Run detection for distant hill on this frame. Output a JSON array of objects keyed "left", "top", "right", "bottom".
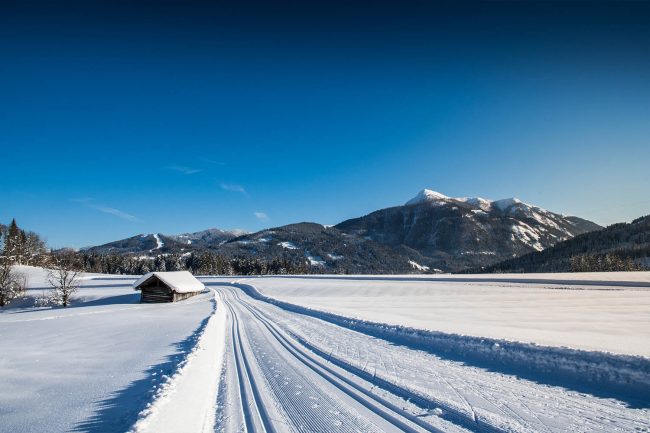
[
  {"left": 477, "top": 215, "right": 650, "bottom": 273},
  {"left": 83, "top": 229, "right": 246, "bottom": 255},
  {"left": 83, "top": 189, "right": 602, "bottom": 273},
  {"left": 214, "top": 222, "right": 431, "bottom": 274}
]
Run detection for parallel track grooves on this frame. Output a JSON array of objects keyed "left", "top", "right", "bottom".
[{"left": 230, "top": 292, "right": 446, "bottom": 433}]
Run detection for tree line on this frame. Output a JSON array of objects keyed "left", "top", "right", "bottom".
[
  {"left": 568, "top": 253, "right": 642, "bottom": 272},
  {"left": 0, "top": 219, "right": 48, "bottom": 267},
  {"left": 0, "top": 219, "right": 47, "bottom": 306},
  {"left": 76, "top": 251, "right": 311, "bottom": 276},
  {"left": 0, "top": 219, "right": 311, "bottom": 307}
]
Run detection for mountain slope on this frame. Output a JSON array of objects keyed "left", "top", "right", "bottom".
[
  {"left": 82, "top": 189, "right": 602, "bottom": 273},
  {"left": 216, "top": 223, "right": 432, "bottom": 273},
  {"left": 478, "top": 214, "right": 650, "bottom": 273},
  {"left": 335, "top": 189, "right": 601, "bottom": 271},
  {"left": 83, "top": 229, "right": 245, "bottom": 255}
]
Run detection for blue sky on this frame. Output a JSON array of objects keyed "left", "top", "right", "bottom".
[{"left": 1, "top": 1, "right": 649, "bottom": 248}]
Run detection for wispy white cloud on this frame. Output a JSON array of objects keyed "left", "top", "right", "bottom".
[
  {"left": 71, "top": 198, "right": 140, "bottom": 222},
  {"left": 200, "top": 157, "right": 226, "bottom": 166},
  {"left": 220, "top": 183, "right": 247, "bottom": 194},
  {"left": 91, "top": 205, "right": 139, "bottom": 222},
  {"left": 167, "top": 165, "right": 202, "bottom": 175},
  {"left": 254, "top": 211, "right": 269, "bottom": 222}
]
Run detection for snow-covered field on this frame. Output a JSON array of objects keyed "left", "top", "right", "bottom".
[
  {"left": 2, "top": 269, "right": 649, "bottom": 433},
  {"left": 244, "top": 273, "right": 650, "bottom": 357},
  {"left": 211, "top": 284, "right": 650, "bottom": 432},
  {"left": 0, "top": 267, "right": 218, "bottom": 433}
]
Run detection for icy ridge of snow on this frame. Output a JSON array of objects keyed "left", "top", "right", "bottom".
[
  {"left": 406, "top": 189, "right": 450, "bottom": 205},
  {"left": 492, "top": 197, "right": 523, "bottom": 211},
  {"left": 233, "top": 282, "right": 650, "bottom": 402},
  {"left": 407, "top": 189, "right": 550, "bottom": 215}
]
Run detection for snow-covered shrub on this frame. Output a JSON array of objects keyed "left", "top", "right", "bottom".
[
  {"left": 0, "top": 260, "right": 25, "bottom": 307},
  {"left": 47, "top": 252, "right": 82, "bottom": 307}
]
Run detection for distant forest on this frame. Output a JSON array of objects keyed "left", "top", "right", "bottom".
[
  {"left": 477, "top": 215, "right": 650, "bottom": 273},
  {"left": 0, "top": 219, "right": 311, "bottom": 275},
  {"left": 3, "top": 215, "right": 650, "bottom": 275}
]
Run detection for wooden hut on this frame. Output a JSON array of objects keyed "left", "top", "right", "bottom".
[{"left": 133, "top": 271, "right": 205, "bottom": 303}]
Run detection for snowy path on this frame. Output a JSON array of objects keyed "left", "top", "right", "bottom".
[
  {"left": 212, "top": 284, "right": 650, "bottom": 433},
  {"left": 217, "top": 286, "right": 462, "bottom": 433}
]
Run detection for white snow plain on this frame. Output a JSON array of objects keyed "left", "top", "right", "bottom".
[
  {"left": 243, "top": 272, "right": 650, "bottom": 357},
  {"left": 2, "top": 268, "right": 650, "bottom": 433},
  {"left": 0, "top": 266, "right": 217, "bottom": 433},
  {"left": 207, "top": 281, "right": 650, "bottom": 433}
]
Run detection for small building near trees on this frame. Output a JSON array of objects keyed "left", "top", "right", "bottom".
[{"left": 133, "top": 271, "right": 205, "bottom": 303}]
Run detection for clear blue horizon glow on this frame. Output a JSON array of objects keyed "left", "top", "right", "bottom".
[{"left": 2, "top": 1, "right": 649, "bottom": 248}]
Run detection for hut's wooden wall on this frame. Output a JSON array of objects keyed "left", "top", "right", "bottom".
[
  {"left": 139, "top": 278, "right": 173, "bottom": 303},
  {"left": 172, "top": 291, "right": 201, "bottom": 302},
  {"left": 137, "top": 276, "right": 203, "bottom": 303}
]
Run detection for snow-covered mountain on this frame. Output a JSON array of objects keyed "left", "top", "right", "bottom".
[
  {"left": 168, "top": 228, "right": 248, "bottom": 247},
  {"left": 84, "top": 229, "right": 247, "bottom": 255},
  {"left": 335, "top": 189, "right": 601, "bottom": 271},
  {"left": 84, "top": 189, "right": 601, "bottom": 272},
  {"left": 213, "top": 222, "right": 432, "bottom": 273}
]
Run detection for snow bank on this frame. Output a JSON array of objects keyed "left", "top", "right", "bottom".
[
  {"left": 233, "top": 281, "right": 650, "bottom": 405},
  {"left": 128, "top": 290, "right": 227, "bottom": 433}
]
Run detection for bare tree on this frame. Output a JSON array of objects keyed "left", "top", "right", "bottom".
[
  {"left": 24, "top": 231, "right": 47, "bottom": 266},
  {"left": 0, "top": 259, "right": 25, "bottom": 307},
  {"left": 47, "top": 252, "right": 82, "bottom": 307}
]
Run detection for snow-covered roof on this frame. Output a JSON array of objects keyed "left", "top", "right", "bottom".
[{"left": 133, "top": 271, "right": 205, "bottom": 294}]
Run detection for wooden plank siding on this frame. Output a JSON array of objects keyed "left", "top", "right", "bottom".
[
  {"left": 137, "top": 275, "right": 202, "bottom": 303},
  {"left": 173, "top": 291, "right": 201, "bottom": 302}
]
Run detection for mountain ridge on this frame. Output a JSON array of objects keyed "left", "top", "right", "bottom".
[{"left": 84, "top": 189, "right": 602, "bottom": 272}]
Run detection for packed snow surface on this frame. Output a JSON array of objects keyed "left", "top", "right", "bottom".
[{"left": 246, "top": 273, "right": 650, "bottom": 357}]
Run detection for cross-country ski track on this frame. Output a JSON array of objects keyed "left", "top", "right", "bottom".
[{"left": 197, "top": 283, "right": 648, "bottom": 433}]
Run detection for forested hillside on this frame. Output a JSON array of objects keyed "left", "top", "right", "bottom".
[{"left": 479, "top": 215, "right": 650, "bottom": 273}]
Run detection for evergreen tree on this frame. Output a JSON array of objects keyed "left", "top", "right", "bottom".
[{"left": 3, "top": 219, "right": 24, "bottom": 264}]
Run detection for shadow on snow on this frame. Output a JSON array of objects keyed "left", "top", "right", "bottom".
[{"left": 71, "top": 314, "right": 212, "bottom": 433}]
